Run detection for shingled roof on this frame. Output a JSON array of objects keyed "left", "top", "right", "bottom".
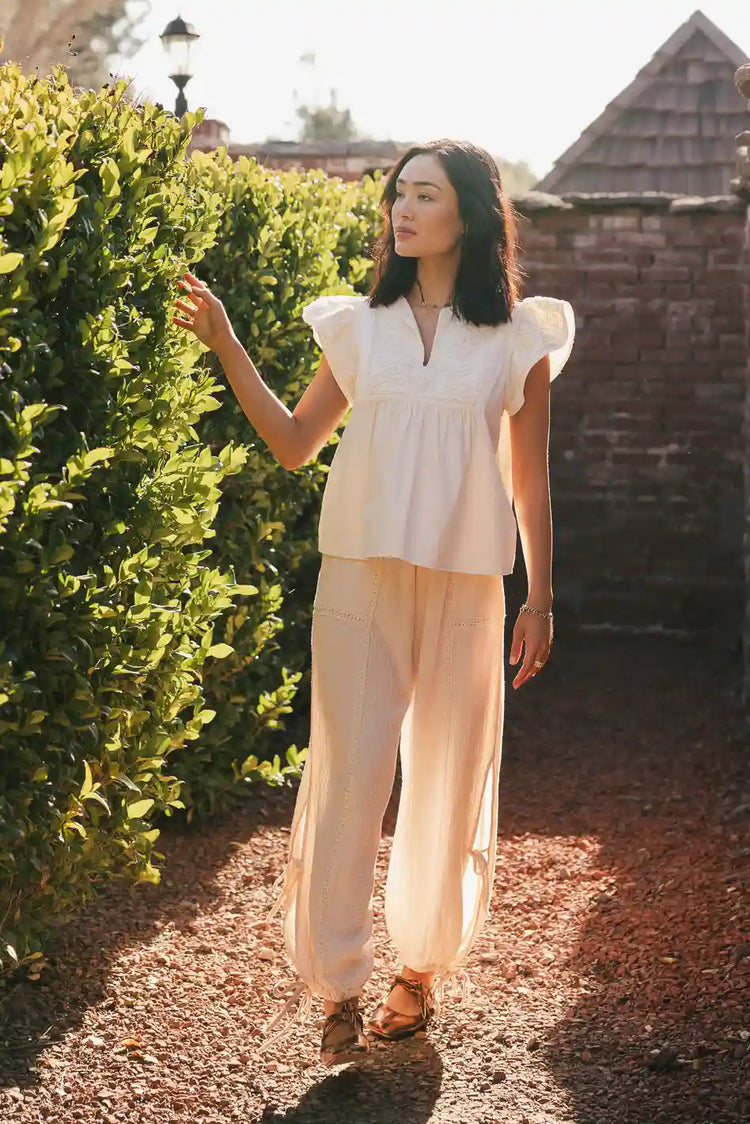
[{"left": 534, "top": 9, "right": 749, "bottom": 196}]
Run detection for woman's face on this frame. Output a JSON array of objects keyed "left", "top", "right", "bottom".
[{"left": 391, "top": 153, "right": 464, "bottom": 259}]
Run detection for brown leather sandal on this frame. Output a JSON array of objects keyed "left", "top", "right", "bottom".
[
  {"left": 319, "top": 997, "right": 370, "bottom": 1067},
  {"left": 366, "top": 973, "right": 436, "bottom": 1041}
]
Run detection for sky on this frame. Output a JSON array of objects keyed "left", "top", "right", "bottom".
[{"left": 112, "top": 0, "right": 750, "bottom": 181}]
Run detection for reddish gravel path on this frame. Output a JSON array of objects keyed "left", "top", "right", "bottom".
[{"left": 1, "top": 632, "right": 748, "bottom": 1124}]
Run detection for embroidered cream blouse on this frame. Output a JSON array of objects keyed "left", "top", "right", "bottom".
[{"left": 300, "top": 291, "right": 575, "bottom": 575}]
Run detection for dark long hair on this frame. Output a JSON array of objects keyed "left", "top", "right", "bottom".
[{"left": 368, "top": 139, "right": 523, "bottom": 326}]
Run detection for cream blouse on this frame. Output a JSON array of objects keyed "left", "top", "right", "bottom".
[{"left": 301, "top": 291, "right": 575, "bottom": 575}]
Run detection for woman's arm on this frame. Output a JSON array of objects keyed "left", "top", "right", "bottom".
[
  {"left": 507, "top": 353, "right": 554, "bottom": 687},
  {"left": 174, "top": 272, "right": 349, "bottom": 470},
  {"left": 215, "top": 335, "right": 349, "bottom": 470}
]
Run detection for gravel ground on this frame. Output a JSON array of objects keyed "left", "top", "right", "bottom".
[{"left": 0, "top": 632, "right": 748, "bottom": 1124}]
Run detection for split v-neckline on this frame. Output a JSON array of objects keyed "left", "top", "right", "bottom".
[{"left": 399, "top": 295, "right": 452, "bottom": 368}]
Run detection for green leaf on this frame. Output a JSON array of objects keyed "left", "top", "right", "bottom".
[
  {"left": 0, "top": 252, "right": 23, "bottom": 273},
  {"left": 126, "top": 798, "right": 155, "bottom": 819},
  {"left": 206, "top": 643, "right": 234, "bottom": 659},
  {"left": 83, "top": 447, "right": 115, "bottom": 469},
  {"left": 82, "top": 790, "right": 111, "bottom": 813},
  {"left": 80, "top": 759, "right": 94, "bottom": 798}
]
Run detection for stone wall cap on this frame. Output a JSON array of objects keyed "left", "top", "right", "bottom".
[
  {"left": 510, "top": 190, "right": 573, "bottom": 211},
  {"left": 511, "top": 189, "right": 748, "bottom": 212},
  {"left": 558, "top": 191, "right": 682, "bottom": 210},
  {"left": 668, "top": 194, "right": 746, "bottom": 212}
]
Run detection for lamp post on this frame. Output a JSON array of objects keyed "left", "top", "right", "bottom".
[{"left": 159, "top": 14, "right": 200, "bottom": 118}]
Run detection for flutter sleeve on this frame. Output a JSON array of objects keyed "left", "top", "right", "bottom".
[
  {"left": 503, "top": 295, "right": 576, "bottom": 416},
  {"left": 301, "top": 294, "right": 363, "bottom": 406}
]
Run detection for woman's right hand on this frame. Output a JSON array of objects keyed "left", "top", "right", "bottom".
[{"left": 172, "top": 271, "right": 236, "bottom": 353}]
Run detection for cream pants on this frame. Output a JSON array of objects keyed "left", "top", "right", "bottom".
[{"left": 257, "top": 554, "right": 506, "bottom": 1049}]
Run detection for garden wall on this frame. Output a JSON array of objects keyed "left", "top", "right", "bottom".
[{"left": 509, "top": 191, "right": 747, "bottom": 647}]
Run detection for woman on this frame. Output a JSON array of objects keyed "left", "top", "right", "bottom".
[{"left": 172, "top": 138, "right": 575, "bottom": 1067}]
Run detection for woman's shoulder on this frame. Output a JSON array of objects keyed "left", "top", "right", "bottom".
[
  {"left": 302, "top": 292, "right": 367, "bottom": 316},
  {"left": 511, "top": 294, "right": 573, "bottom": 322},
  {"left": 509, "top": 294, "right": 575, "bottom": 345}
]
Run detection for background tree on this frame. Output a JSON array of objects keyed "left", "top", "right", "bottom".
[
  {"left": 295, "top": 87, "right": 367, "bottom": 144},
  {"left": 495, "top": 156, "right": 538, "bottom": 196},
  {"left": 0, "top": 0, "right": 152, "bottom": 92}
]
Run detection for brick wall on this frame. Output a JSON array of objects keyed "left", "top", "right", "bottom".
[{"left": 506, "top": 192, "right": 746, "bottom": 646}]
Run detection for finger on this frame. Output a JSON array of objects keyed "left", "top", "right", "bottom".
[
  {"left": 513, "top": 651, "right": 543, "bottom": 689},
  {"left": 172, "top": 315, "right": 194, "bottom": 328},
  {"left": 174, "top": 298, "right": 195, "bottom": 314},
  {"left": 179, "top": 281, "right": 208, "bottom": 303},
  {"left": 182, "top": 271, "right": 214, "bottom": 299},
  {"left": 509, "top": 624, "right": 525, "bottom": 665},
  {"left": 176, "top": 281, "right": 203, "bottom": 306}
]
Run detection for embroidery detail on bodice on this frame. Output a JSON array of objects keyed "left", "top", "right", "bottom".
[{"left": 364, "top": 312, "right": 505, "bottom": 407}]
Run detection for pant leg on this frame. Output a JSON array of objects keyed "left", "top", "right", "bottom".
[
  {"left": 274, "top": 553, "right": 415, "bottom": 1003},
  {"left": 384, "top": 565, "right": 506, "bottom": 978}
]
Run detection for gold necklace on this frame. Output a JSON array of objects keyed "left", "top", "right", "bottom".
[{"left": 416, "top": 277, "right": 452, "bottom": 309}]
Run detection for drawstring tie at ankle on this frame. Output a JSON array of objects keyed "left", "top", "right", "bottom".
[
  {"left": 431, "top": 965, "right": 472, "bottom": 1021},
  {"left": 251, "top": 860, "right": 312, "bottom": 1053},
  {"left": 257, "top": 977, "right": 315, "bottom": 1054}
]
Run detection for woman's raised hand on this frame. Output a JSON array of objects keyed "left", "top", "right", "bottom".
[{"left": 172, "top": 271, "right": 236, "bottom": 353}]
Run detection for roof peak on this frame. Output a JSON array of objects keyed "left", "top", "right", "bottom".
[{"left": 535, "top": 9, "right": 749, "bottom": 195}]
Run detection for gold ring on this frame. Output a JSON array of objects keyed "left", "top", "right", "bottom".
[{"left": 533, "top": 659, "right": 545, "bottom": 668}]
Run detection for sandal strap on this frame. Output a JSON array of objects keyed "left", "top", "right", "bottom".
[
  {"left": 386, "top": 974, "right": 435, "bottom": 1020},
  {"left": 322, "top": 998, "right": 363, "bottom": 1036}
]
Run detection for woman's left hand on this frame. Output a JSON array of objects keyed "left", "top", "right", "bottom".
[{"left": 509, "top": 611, "right": 552, "bottom": 689}]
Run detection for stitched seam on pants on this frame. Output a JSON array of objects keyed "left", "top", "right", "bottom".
[
  {"left": 314, "top": 560, "right": 381, "bottom": 990},
  {"left": 450, "top": 616, "right": 492, "bottom": 627},
  {"left": 432, "top": 573, "right": 456, "bottom": 973},
  {"left": 313, "top": 607, "right": 368, "bottom": 623}
]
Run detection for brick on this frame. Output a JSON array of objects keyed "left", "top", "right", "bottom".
[
  {"left": 520, "top": 230, "right": 559, "bottom": 249},
  {"left": 591, "top": 214, "right": 641, "bottom": 231},
  {"left": 635, "top": 332, "right": 666, "bottom": 348},
  {"left": 702, "top": 266, "right": 743, "bottom": 284},
  {"left": 709, "top": 248, "right": 743, "bottom": 266},
  {"left": 668, "top": 228, "right": 724, "bottom": 248},
  {"left": 639, "top": 266, "right": 692, "bottom": 282},
  {"left": 650, "top": 248, "right": 707, "bottom": 267},
  {"left": 610, "top": 230, "right": 668, "bottom": 248},
  {"left": 579, "top": 345, "right": 641, "bottom": 364},
  {"left": 639, "top": 348, "right": 692, "bottom": 365},
  {"left": 583, "top": 283, "right": 619, "bottom": 298},
  {"left": 642, "top": 215, "right": 667, "bottom": 231},
  {"left": 584, "top": 262, "right": 640, "bottom": 280}
]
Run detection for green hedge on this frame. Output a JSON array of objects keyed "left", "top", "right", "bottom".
[
  {"left": 0, "top": 67, "right": 266, "bottom": 972},
  {"left": 0, "top": 59, "right": 385, "bottom": 975}
]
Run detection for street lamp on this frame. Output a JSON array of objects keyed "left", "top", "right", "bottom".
[{"left": 159, "top": 14, "right": 200, "bottom": 118}]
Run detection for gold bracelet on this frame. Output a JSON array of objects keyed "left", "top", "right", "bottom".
[{"left": 519, "top": 601, "right": 553, "bottom": 622}]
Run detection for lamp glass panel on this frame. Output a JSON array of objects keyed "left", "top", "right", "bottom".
[{"left": 162, "top": 33, "right": 195, "bottom": 78}]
